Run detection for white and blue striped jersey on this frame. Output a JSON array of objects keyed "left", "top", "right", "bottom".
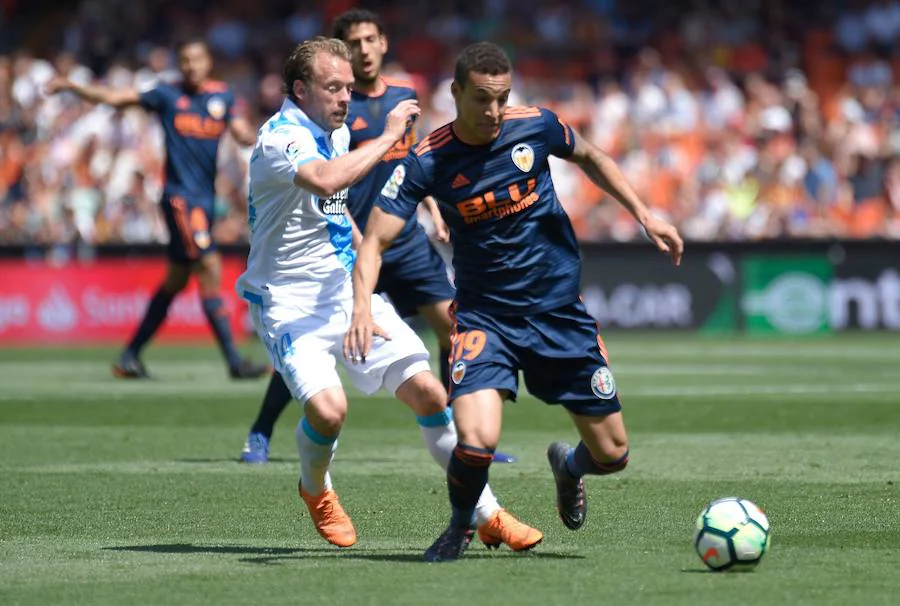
[{"left": 237, "top": 99, "right": 354, "bottom": 308}]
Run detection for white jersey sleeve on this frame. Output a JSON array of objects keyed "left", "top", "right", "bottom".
[{"left": 237, "top": 100, "right": 354, "bottom": 309}]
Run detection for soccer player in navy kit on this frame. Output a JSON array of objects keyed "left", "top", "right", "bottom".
[
  {"left": 346, "top": 42, "right": 684, "bottom": 561},
  {"left": 239, "top": 10, "right": 515, "bottom": 464},
  {"left": 46, "top": 39, "right": 269, "bottom": 380}
]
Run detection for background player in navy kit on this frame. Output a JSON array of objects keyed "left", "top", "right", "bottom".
[
  {"left": 46, "top": 39, "right": 269, "bottom": 380},
  {"left": 239, "top": 10, "right": 515, "bottom": 464},
  {"left": 346, "top": 42, "right": 684, "bottom": 561}
]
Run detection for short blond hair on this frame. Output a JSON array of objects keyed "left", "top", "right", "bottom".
[{"left": 283, "top": 37, "right": 351, "bottom": 101}]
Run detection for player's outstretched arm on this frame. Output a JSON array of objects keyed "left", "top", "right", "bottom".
[
  {"left": 294, "top": 99, "right": 420, "bottom": 199},
  {"left": 567, "top": 130, "right": 683, "bottom": 266},
  {"left": 344, "top": 207, "right": 407, "bottom": 363},
  {"left": 44, "top": 75, "right": 141, "bottom": 108},
  {"left": 228, "top": 116, "right": 258, "bottom": 147}
]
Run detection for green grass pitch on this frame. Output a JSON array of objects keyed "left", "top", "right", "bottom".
[{"left": 1, "top": 333, "right": 898, "bottom": 605}]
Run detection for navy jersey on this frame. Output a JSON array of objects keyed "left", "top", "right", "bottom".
[
  {"left": 347, "top": 78, "right": 419, "bottom": 262},
  {"left": 377, "top": 106, "right": 580, "bottom": 314},
  {"left": 139, "top": 81, "right": 236, "bottom": 198}
]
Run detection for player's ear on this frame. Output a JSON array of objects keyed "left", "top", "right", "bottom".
[
  {"left": 450, "top": 80, "right": 461, "bottom": 101},
  {"left": 380, "top": 34, "right": 388, "bottom": 55},
  {"left": 293, "top": 80, "right": 305, "bottom": 101}
]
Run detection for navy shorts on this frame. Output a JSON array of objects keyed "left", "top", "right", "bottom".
[
  {"left": 377, "top": 228, "right": 455, "bottom": 318},
  {"left": 447, "top": 299, "right": 621, "bottom": 417},
  {"left": 160, "top": 193, "right": 216, "bottom": 264}
]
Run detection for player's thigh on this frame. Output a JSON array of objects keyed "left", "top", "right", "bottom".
[
  {"left": 568, "top": 409, "right": 628, "bottom": 462},
  {"left": 417, "top": 299, "right": 453, "bottom": 348},
  {"left": 247, "top": 302, "right": 342, "bottom": 404},
  {"left": 394, "top": 370, "right": 447, "bottom": 418},
  {"left": 304, "top": 385, "right": 348, "bottom": 436},
  {"left": 380, "top": 242, "right": 455, "bottom": 326},
  {"left": 338, "top": 294, "right": 431, "bottom": 396},
  {"left": 522, "top": 301, "right": 622, "bottom": 418},
  {"left": 446, "top": 306, "right": 520, "bottom": 405},
  {"left": 451, "top": 389, "right": 505, "bottom": 450},
  {"left": 162, "top": 260, "right": 191, "bottom": 292}
]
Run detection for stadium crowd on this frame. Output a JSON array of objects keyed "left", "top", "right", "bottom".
[{"left": 1, "top": 0, "right": 900, "bottom": 246}]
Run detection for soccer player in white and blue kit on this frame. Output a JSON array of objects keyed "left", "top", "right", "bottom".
[{"left": 237, "top": 37, "right": 540, "bottom": 550}]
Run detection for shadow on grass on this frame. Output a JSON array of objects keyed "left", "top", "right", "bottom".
[
  {"left": 104, "top": 543, "right": 585, "bottom": 565},
  {"left": 104, "top": 544, "right": 302, "bottom": 556},
  {"left": 241, "top": 550, "right": 586, "bottom": 566}
]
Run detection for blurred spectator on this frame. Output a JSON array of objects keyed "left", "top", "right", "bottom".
[{"left": 0, "top": 0, "right": 898, "bottom": 247}]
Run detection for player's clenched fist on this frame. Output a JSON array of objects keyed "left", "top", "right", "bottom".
[{"left": 383, "top": 99, "right": 420, "bottom": 141}]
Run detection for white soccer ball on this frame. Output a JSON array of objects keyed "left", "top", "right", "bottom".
[{"left": 694, "top": 497, "right": 771, "bottom": 572}]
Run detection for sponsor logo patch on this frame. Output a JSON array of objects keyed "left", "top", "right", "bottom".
[
  {"left": 284, "top": 140, "right": 301, "bottom": 162},
  {"left": 590, "top": 367, "right": 616, "bottom": 399},
  {"left": 312, "top": 188, "right": 348, "bottom": 217},
  {"left": 381, "top": 165, "right": 405, "bottom": 199}
]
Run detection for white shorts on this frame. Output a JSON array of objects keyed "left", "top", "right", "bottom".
[{"left": 248, "top": 292, "right": 431, "bottom": 403}]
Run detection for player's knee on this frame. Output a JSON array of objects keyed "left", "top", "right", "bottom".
[
  {"left": 195, "top": 267, "right": 221, "bottom": 296},
  {"left": 396, "top": 371, "right": 447, "bottom": 418},
  {"left": 605, "top": 436, "right": 628, "bottom": 460},
  {"left": 163, "top": 269, "right": 190, "bottom": 293},
  {"left": 304, "top": 394, "right": 347, "bottom": 435},
  {"left": 455, "top": 428, "right": 497, "bottom": 451},
  {"left": 589, "top": 444, "right": 629, "bottom": 475}
]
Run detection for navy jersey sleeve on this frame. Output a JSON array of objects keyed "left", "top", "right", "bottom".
[
  {"left": 139, "top": 85, "right": 169, "bottom": 114},
  {"left": 375, "top": 153, "right": 430, "bottom": 221},
  {"left": 540, "top": 107, "right": 576, "bottom": 158}
]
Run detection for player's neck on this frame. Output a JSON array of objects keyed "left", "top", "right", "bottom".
[
  {"left": 451, "top": 120, "right": 494, "bottom": 146},
  {"left": 182, "top": 80, "right": 203, "bottom": 94},
  {"left": 354, "top": 75, "right": 386, "bottom": 96}
]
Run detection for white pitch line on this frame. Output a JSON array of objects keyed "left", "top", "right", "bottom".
[{"left": 621, "top": 383, "right": 899, "bottom": 397}]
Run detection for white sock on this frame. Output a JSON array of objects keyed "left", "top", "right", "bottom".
[
  {"left": 474, "top": 483, "right": 501, "bottom": 527},
  {"left": 416, "top": 409, "right": 501, "bottom": 526},
  {"left": 417, "top": 409, "right": 456, "bottom": 468},
  {"left": 296, "top": 417, "right": 337, "bottom": 496}
]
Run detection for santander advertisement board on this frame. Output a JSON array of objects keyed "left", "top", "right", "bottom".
[{"left": 0, "top": 259, "right": 250, "bottom": 344}]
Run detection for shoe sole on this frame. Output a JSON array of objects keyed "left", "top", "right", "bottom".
[
  {"left": 111, "top": 365, "right": 149, "bottom": 379},
  {"left": 481, "top": 535, "right": 543, "bottom": 552},
  {"left": 240, "top": 456, "right": 268, "bottom": 464},
  {"left": 316, "top": 532, "right": 356, "bottom": 548}
]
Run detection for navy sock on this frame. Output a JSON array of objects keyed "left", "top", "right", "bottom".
[
  {"left": 126, "top": 287, "right": 175, "bottom": 355},
  {"left": 447, "top": 442, "right": 493, "bottom": 527},
  {"left": 250, "top": 372, "right": 293, "bottom": 439},
  {"left": 439, "top": 346, "right": 452, "bottom": 391},
  {"left": 565, "top": 441, "right": 629, "bottom": 479},
  {"left": 201, "top": 296, "right": 242, "bottom": 368}
]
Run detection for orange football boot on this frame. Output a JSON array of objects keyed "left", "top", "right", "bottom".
[
  {"left": 300, "top": 486, "right": 357, "bottom": 547},
  {"left": 477, "top": 509, "right": 543, "bottom": 551}
]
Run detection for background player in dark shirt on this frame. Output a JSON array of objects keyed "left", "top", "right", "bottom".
[
  {"left": 239, "top": 10, "right": 515, "bottom": 465},
  {"left": 45, "top": 39, "right": 269, "bottom": 380},
  {"left": 346, "top": 42, "right": 683, "bottom": 561}
]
